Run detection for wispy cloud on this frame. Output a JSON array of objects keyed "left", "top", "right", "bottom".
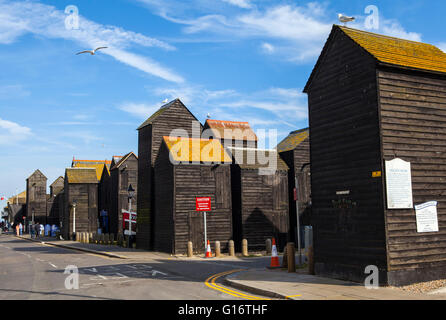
[
  {"left": 0, "top": 0, "right": 183, "bottom": 83},
  {"left": 0, "top": 84, "right": 30, "bottom": 98},
  {"left": 221, "top": 0, "right": 252, "bottom": 9},
  {"left": 118, "top": 102, "right": 160, "bottom": 119},
  {"left": 0, "top": 118, "right": 32, "bottom": 145}
]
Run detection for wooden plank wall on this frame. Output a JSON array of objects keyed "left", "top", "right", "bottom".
[
  {"left": 307, "top": 29, "right": 387, "bottom": 283},
  {"left": 174, "top": 165, "right": 233, "bottom": 254},
  {"left": 99, "top": 170, "right": 111, "bottom": 232},
  {"left": 153, "top": 143, "right": 174, "bottom": 253},
  {"left": 238, "top": 170, "right": 289, "bottom": 251},
  {"left": 378, "top": 68, "right": 446, "bottom": 284}
]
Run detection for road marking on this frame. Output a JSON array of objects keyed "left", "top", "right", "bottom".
[
  {"left": 285, "top": 294, "right": 302, "bottom": 299},
  {"left": 205, "top": 270, "right": 270, "bottom": 300},
  {"left": 49, "top": 263, "right": 58, "bottom": 268}
]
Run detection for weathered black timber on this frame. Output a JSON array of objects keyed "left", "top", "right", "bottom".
[
  {"left": 26, "top": 170, "right": 47, "bottom": 225},
  {"left": 137, "top": 99, "right": 202, "bottom": 250},
  {"left": 229, "top": 148, "right": 289, "bottom": 251},
  {"left": 304, "top": 25, "right": 446, "bottom": 286},
  {"left": 98, "top": 164, "right": 111, "bottom": 232},
  {"left": 277, "top": 129, "right": 311, "bottom": 243},
  {"left": 62, "top": 168, "right": 98, "bottom": 240},
  {"left": 109, "top": 152, "right": 138, "bottom": 236},
  {"left": 46, "top": 176, "right": 64, "bottom": 225},
  {"left": 153, "top": 139, "right": 233, "bottom": 254}
]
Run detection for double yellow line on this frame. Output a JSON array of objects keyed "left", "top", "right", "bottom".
[{"left": 205, "top": 269, "right": 271, "bottom": 300}]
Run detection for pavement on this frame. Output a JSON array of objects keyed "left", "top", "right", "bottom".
[{"left": 9, "top": 233, "right": 446, "bottom": 300}]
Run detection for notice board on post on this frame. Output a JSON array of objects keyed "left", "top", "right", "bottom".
[{"left": 385, "top": 158, "right": 413, "bottom": 209}]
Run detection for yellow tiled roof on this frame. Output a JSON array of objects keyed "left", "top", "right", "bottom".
[
  {"left": 65, "top": 168, "right": 98, "bottom": 184},
  {"left": 340, "top": 26, "right": 446, "bottom": 74},
  {"left": 7, "top": 191, "right": 26, "bottom": 205},
  {"left": 72, "top": 160, "right": 111, "bottom": 181},
  {"left": 163, "top": 136, "right": 233, "bottom": 163},
  {"left": 277, "top": 129, "right": 309, "bottom": 153}
]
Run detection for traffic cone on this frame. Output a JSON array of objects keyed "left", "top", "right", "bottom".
[
  {"left": 205, "top": 240, "right": 213, "bottom": 258},
  {"left": 269, "top": 238, "right": 280, "bottom": 268}
]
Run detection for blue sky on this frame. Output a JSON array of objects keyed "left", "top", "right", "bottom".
[{"left": 1, "top": 0, "right": 445, "bottom": 206}]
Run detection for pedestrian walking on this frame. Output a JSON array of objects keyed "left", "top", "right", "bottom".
[
  {"left": 35, "top": 222, "right": 40, "bottom": 238},
  {"left": 16, "top": 224, "right": 19, "bottom": 236},
  {"left": 19, "top": 223, "right": 23, "bottom": 236}
]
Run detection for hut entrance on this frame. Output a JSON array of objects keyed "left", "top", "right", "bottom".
[{"left": 188, "top": 212, "right": 205, "bottom": 253}]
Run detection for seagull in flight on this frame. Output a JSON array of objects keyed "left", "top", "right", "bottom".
[
  {"left": 76, "top": 47, "right": 108, "bottom": 55},
  {"left": 338, "top": 14, "right": 355, "bottom": 26}
]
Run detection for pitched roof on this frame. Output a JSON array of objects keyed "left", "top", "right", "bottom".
[
  {"left": 162, "top": 136, "right": 233, "bottom": 164},
  {"left": 204, "top": 119, "right": 258, "bottom": 142},
  {"left": 50, "top": 176, "right": 64, "bottom": 187},
  {"left": 227, "top": 147, "right": 289, "bottom": 171},
  {"left": 72, "top": 159, "right": 111, "bottom": 181},
  {"left": 340, "top": 26, "right": 446, "bottom": 74},
  {"left": 304, "top": 25, "right": 446, "bottom": 92},
  {"left": 111, "top": 152, "right": 138, "bottom": 170},
  {"left": 137, "top": 98, "right": 200, "bottom": 130},
  {"left": 65, "top": 168, "right": 98, "bottom": 184},
  {"left": 277, "top": 128, "right": 309, "bottom": 153},
  {"left": 27, "top": 169, "right": 47, "bottom": 180},
  {"left": 7, "top": 191, "right": 26, "bottom": 205}
]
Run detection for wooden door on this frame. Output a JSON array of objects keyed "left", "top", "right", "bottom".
[{"left": 189, "top": 213, "right": 204, "bottom": 253}]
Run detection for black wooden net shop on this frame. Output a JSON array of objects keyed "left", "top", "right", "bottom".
[
  {"left": 304, "top": 25, "right": 446, "bottom": 286},
  {"left": 153, "top": 136, "right": 233, "bottom": 254},
  {"left": 137, "top": 99, "right": 203, "bottom": 250}
]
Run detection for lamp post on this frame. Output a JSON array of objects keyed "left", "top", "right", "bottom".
[
  {"left": 127, "top": 185, "right": 135, "bottom": 248},
  {"left": 72, "top": 200, "right": 77, "bottom": 240}
]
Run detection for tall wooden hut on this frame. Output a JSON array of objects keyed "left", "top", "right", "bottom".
[
  {"left": 304, "top": 25, "right": 446, "bottom": 286},
  {"left": 228, "top": 147, "right": 289, "bottom": 251},
  {"left": 109, "top": 152, "right": 138, "bottom": 236},
  {"left": 26, "top": 169, "right": 47, "bottom": 225},
  {"left": 137, "top": 98, "right": 202, "bottom": 250},
  {"left": 277, "top": 128, "right": 311, "bottom": 243},
  {"left": 62, "top": 168, "right": 98, "bottom": 240},
  {"left": 154, "top": 137, "right": 233, "bottom": 254},
  {"left": 46, "top": 176, "right": 64, "bottom": 225}
]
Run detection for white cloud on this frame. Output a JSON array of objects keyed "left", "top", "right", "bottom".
[
  {"left": 118, "top": 102, "right": 160, "bottom": 119},
  {"left": 222, "top": 0, "right": 252, "bottom": 9},
  {"left": 0, "top": 118, "right": 32, "bottom": 145},
  {"left": 0, "top": 0, "right": 183, "bottom": 83},
  {"left": 261, "top": 42, "right": 275, "bottom": 54}
]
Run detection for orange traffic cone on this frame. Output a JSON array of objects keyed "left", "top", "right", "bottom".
[
  {"left": 269, "top": 238, "right": 280, "bottom": 268},
  {"left": 205, "top": 240, "right": 213, "bottom": 258}
]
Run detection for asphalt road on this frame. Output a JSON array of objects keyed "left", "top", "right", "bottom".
[{"left": 0, "top": 234, "right": 271, "bottom": 300}]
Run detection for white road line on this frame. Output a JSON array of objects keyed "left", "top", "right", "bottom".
[{"left": 49, "top": 263, "right": 57, "bottom": 268}]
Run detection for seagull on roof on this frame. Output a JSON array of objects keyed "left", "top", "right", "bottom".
[
  {"left": 162, "top": 99, "right": 169, "bottom": 104},
  {"left": 76, "top": 47, "right": 108, "bottom": 55},
  {"left": 338, "top": 14, "right": 355, "bottom": 26},
  {"left": 206, "top": 113, "right": 211, "bottom": 119}
]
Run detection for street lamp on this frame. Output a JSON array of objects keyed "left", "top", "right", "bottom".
[
  {"left": 127, "top": 185, "right": 135, "bottom": 248},
  {"left": 72, "top": 199, "right": 77, "bottom": 240}
]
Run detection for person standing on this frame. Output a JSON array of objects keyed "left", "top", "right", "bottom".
[{"left": 19, "top": 223, "right": 23, "bottom": 236}]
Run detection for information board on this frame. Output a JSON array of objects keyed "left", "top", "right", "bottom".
[
  {"left": 385, "top": 158, "right": 413, "bottom": 209},
  {"left": 415, "top": 201, "right": 439, "bottom": 233}
]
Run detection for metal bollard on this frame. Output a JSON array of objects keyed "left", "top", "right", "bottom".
[
  {"left": 187, "top": 241, "right": 193, "bottom": 257},
  {"left": 266, "top": 238, "right": 272, "bottom": 255},
  {"left": 110, "top": 234, "right": 115, "bottom": 245},
  {"left": 228, "top": 240, "right": 235, "bottom": 256},
  {"left": 287, "top": 242, "right": 296, "bottom": 273},
  {"left": 242, "top": 239, "right": 248, "bottom": 257},
  {"left": 215, "top": 241, "right": 221, "bottom": 258}
]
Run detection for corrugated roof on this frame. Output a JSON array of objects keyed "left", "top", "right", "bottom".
[
  {"left": 227, "top": 147, "right": 289, "bottom": 171},
  {"left": 205, "top": 119, "right": 258, "bottom": 142},
  {"left": 65, "top": 168, "right": 98, "bottom": 184},
  {"left": 277, "top": 128, "right": 309, "bottom": 153},
  {"left": 72, "top": 159, "right": 111, "bottom": 181},
  {"left": 340, "top": 26, "right": 446, "bottom": 74},
  {"left": 163, "top": 136, "right": 233, "bottom": 164}
]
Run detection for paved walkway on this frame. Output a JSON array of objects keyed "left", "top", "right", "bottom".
[{"left": 224, "top": 269, "right": 446, "bottom": 300}]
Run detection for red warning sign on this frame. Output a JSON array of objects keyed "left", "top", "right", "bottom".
[{"left": 196, "top": 197, "right": 211, "bottom": 212}]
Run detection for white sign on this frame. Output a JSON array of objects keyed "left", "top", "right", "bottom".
[
  {"left": 415, "top": 201, "right": 439, "bottom": 233},
  {"left": 122, "top": 209, "right": 137, "bottom": 236},
  {"left": 385, "top": 158, "right": 413, "bottom": 209}
]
